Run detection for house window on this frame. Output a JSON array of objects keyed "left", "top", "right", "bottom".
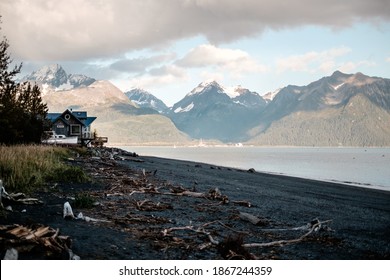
[{"left": 70, "top": 124, "right": 81, "bottom": 135}]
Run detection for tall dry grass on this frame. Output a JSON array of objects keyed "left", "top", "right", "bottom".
[{"left": 0, "top": 145, "right": 88, "bottom": 193}]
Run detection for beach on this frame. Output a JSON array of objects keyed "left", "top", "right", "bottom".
[{"left": 1, "top": 148, "right": 389, "bottom": 260}]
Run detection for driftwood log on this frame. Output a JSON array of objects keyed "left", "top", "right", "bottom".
[
  {"left": 239, "top": 212, "right": 269, "bottom": 226},
  {"left": 0, "top": 224, "right": 77, "bottom": 260},
  {"left": 0, "top": 182, "right": 43, "bottom": 208},
  {"left": 242, "top": 219, "right": 333, "bottom": 248}
]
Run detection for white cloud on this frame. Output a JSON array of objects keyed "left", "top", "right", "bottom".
[
  {"left": 177, "top": 44, "right": 249, "bottom": 67},
  {"left": 338, "top": 60, "right": 376, "bottom": 73},
  {"left": 127, "top": 65, "right": 189, "bottom": 90},
  {"left": 386, "top": 57, "right": 390, "bottom": 63},
  {"left": 177, "top": 44, "right": 267, "bottom": 78},
  {"left": 199, "top": 71, "right": 225, "bottom": 84},
  {"left": 1, "top": 0, "right": 389, "bottom": 60},
  {"left": 319, "top": 60, "right": 337, "bottom": 73},
  {"left": 110, "top": 53, "right": 176, "bottom": 73},
  {"left": 276, "top": 47, "right": 351, "bottom": 73}
]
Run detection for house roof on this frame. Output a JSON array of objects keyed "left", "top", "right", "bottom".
[
  {"left": 47, "top": 113, "right": 61, "bottom": 122},
  {"left": 47, "top": 109, "right": 96, "bottom": 127},
  {"left": 72, "top": 111, "right": 87, "bottom": 119},
  {"left": 84, "top": 117, "right": 97, "bottom": 127}
]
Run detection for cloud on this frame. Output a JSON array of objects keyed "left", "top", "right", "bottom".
[
  {"left": 148, "top": 65, "right": 187, "bottom": 78},
  {"left": 1, "top": 0, "right": 389, "bottom": 60},
  {"left": 127, "top": 65, "right": 189, "bottom": 89},
  {"left": 109, "top": 53, "right": 176, "bottom": 73},
  {"left": 338, "top": 60, "right": 376, "bottom": 72},
  {"left": 387, "top": 57, "right": 390, "bottom": 63},
  {"left": 200, "top": 71, "right": 225, "bottom": 84},
  {"left": 276, "top": 47, "right": 352, "bottom": 73},
  {"left": 177, "top": 44, "right": 267, "bottom": 78},
  {"left": 177, "top": 44, "right": 249, "bottom": 67}
]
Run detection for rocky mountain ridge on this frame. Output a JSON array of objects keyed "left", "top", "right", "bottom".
[
  {"left": 22, "top": 64, "right": 96, "bottom": 92},
  {"left": 167, "top": 81, "right": 266, "bottom": 142},
  {"left": 247, "top": 71, "right": 390, "bottom": 146},
  {"left": 125, "top": 88, "right": 168, "bottom": 113},
  {"left": 28, "top": 64, "right": 390, "bottom": 146}
]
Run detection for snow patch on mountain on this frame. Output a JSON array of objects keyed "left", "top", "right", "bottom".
[
  {"left": 332, "top": 82, "right": 345, "bottom": 91},
  {"left": 262, "top": 88, "right": 281, "bottom": 102},
  {"left": 223, "top": 85, "right": 242, "bottom": 98},
  {"left": 174, "top": 102, "right": 194, "bottom": 113}
]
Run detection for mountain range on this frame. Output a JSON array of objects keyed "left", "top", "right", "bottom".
[
  {"left": 22, "top": 64, "right": 96, "bottom": 91},
  {"left": 166, "top": 81, "right": 266, "bottom": 142},
  {"left": 125, "top": 71, "right": 390, "bottom": 146},
  {"left": 25, "top": 64, "right": 390, "bottom": 146},
  {"left": 26, "top": 65, "right": 190, "bottom": 145},
  {"left": 247, "top": 71, "right": 390, "bottom": 146}
]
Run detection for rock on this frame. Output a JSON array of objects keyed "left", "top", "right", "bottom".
[
  {"left": 3, "top": 248, "right": 18, "bottom": 260},
  {"left": 63, "top": 201, "right": 75, "bottom": 219},
  {"left": 247, "top": 168, "right": 256, "bottom": 173}
]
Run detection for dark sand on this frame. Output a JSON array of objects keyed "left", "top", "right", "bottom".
[{"left": 1, "top": 150, "right": 389, "bottom": 260}]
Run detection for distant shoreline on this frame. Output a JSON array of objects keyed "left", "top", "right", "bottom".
[
  {"left": 109, "top": 143, "right": 390, "bottom": 148},
  {"left": 115, "top": 145, "right": 390, "bottom": 192}
]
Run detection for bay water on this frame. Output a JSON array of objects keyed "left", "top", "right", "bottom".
[{"left": 121, "top": 146, "right": 390, "bottom": 191}]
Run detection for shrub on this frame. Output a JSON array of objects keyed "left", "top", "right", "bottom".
[{"left": 74, "top": 193, "right": 95, "bottom": 209}]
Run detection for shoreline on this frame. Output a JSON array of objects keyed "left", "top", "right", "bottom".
[
  {"left": 119, "top": 152, "right": 390, "bottom": 258},
  {"left": 1, "top": 147, "right": 389, "bottom": 259},
  {"left": 132, "top": 153, "right": 390, "bottom": 196},
  {"left": 247, "top": 170, "right": 390, "bottom": 192},
  {"left": 119, "top": 145, "right": 390, "bottom": 192}
]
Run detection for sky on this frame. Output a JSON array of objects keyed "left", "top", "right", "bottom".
[{"left": 1, "top": 0, "right": 389, "bottom": 106}]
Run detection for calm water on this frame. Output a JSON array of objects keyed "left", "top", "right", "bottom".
[{"left": 121, "top": 146, "right": 390, "bottom": 191}]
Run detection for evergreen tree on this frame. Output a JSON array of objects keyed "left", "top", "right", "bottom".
[{"left": 0, "top": 17, "right": 48, "bottom": 144}]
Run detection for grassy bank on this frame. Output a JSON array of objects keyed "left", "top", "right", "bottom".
[{"left": 0, "top": 145, "right": 89, "bottom": 193}]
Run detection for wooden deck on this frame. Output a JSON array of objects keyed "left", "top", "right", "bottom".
[{"left": 91, "top": 137, "right": 108, "bottom": 147}]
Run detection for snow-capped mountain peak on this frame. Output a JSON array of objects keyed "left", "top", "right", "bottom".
[
  {"left": 22, "top": 64, "right": 96, "bottom": 91},
  {"left": 24, "top": 64, "right": 68, "bottom": 87},
  {"left": 125, "top": 88, "right": 168, "bottom": 113},
  {"left": 188, "top": 80, "right": 225, "bottom": 96}
]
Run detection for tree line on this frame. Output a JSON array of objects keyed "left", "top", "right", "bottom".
[{"left": 0, "top": 18, "right": 49, "bottom": 144}]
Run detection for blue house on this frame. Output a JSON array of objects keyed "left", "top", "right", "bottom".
[{"left": 47, "top": 109, "right": 97, "bottom": 145}]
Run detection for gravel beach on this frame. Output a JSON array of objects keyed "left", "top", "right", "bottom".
[{"left": 1, "top": 148, "right": 389, "bottom": 260}]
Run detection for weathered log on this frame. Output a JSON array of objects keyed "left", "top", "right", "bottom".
[
  {"left": 232, "top": 200, "right": 252, "bottom": 207},
  {"left": 182, "top": 191, "right": 207, "bottom": 198},
  {"left": 25, "top": 226, "right": 51, "bottom": 240},
  {"left": 242, "top": 219, "right": 332, "bottom": 248},
  {"left": 0, "top": 183, "right": 43, "bottom": 206},
  {"left": 239, "top": 212, "right": 268, "bottom": 226},
  {"left": 1, "top": 224, "right": 73, "bottom": 259},
  {"left": 162, "top": 222, "right": 220, "bottom": 245}
]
